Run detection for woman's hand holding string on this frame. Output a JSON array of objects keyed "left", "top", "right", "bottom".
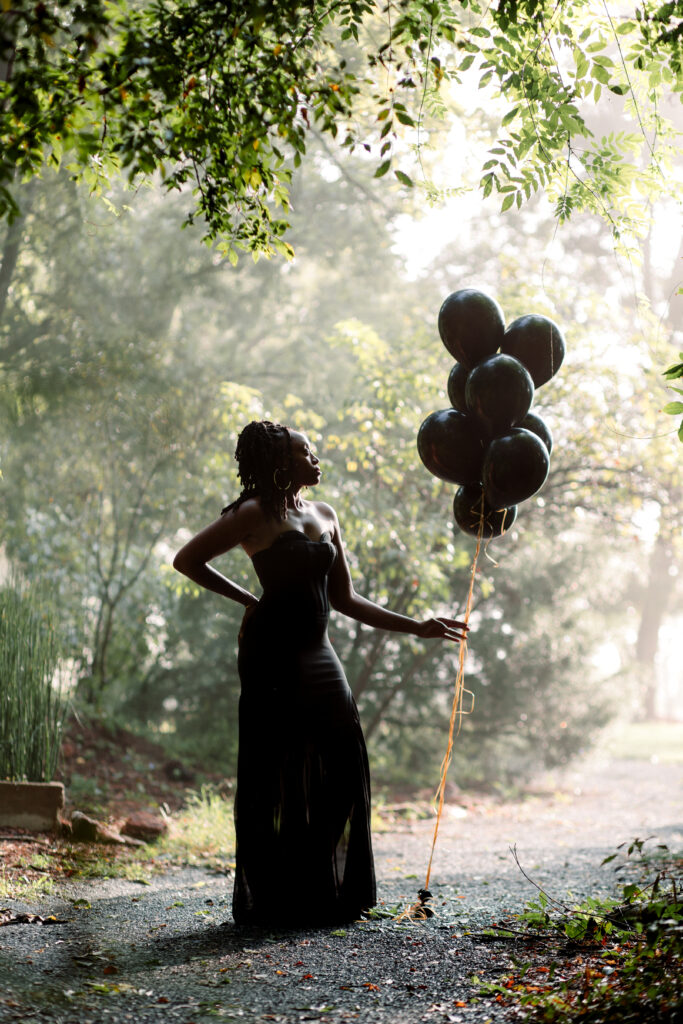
[{"left": 414, "top": 617, "right": 469, "bottom": 643}]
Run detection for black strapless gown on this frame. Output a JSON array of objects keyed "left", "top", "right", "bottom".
[{"left": 233, "top": 530, "right": 376, "bottom": 926}]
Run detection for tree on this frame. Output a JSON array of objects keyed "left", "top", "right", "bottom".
[
  {"left": 2, "top": 134, "right": 678, "bottom": 782},
  {"left": 1, "top": 0, "right": 681, "bottom": 259}
]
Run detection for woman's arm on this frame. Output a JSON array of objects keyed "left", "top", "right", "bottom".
[
  {"left": 326, "top": 507, "right": 468, "bottom": 643},
  {"left": 173, "top": 502, "right": 260, "bottom": 608}
]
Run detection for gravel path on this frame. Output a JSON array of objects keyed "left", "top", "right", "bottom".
[{"left": 1, "top": 755, "right": 681, "bottom": 1024}]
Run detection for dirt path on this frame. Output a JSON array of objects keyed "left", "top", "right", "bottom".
[{"left": 1, "top": 755, "right": 681, "bottom": 1024}]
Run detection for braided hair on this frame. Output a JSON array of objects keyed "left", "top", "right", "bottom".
[{"left": 222, "top": 420, "right": 293, "bottom": 521}]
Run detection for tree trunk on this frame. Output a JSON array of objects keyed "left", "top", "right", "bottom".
[
  {"left": 0, "top": 205, "right": 24, "bottom": 324},
  {"left": 635, "top": 533, "right": 675, "bottom": 719}
]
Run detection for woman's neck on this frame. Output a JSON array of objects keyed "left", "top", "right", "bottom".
[{"left": 285, "top": 490, "right": 305, "bottom": 512}]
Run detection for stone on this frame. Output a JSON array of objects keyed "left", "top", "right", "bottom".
[
  {"left": 70, "top": 811, "right": 101, "bottom": 842},
  {"left": 121, "top": 811, "right": 168, "bottom": 843},
  {"left": 70, "top": 811, "right": 143, "bottom": 846},
  {"left": 0, "top": 781, "right": 65, "bottom": 832}
]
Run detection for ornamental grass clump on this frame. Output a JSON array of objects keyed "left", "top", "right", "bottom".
[{"left": 0, "top": 579, "right": 66, "bottom": 782}]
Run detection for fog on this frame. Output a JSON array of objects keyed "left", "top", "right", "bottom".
[{"left": 1, "top": 110, "right": 681, "bottom": 790}]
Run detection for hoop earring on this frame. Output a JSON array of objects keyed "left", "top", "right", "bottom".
[{"left": 273, "top": 468, "right": 291, "bottom": 491}]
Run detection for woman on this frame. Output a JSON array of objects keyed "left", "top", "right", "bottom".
[{"left": 173, "top": 420, "right": 468, "bottom": 926}]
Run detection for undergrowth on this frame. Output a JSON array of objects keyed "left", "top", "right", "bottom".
[
  {"left": 476, "top": 837, "right": 682, "bottom": 1022},
  {"left": 154, "top": 785, "right": 236, "bottom": 871},
  {"left": 0, "top": 787, "right": 237, "bottom": 902},
  {"left": 0, "top": 865, "right": 56, "bottom": 901}
]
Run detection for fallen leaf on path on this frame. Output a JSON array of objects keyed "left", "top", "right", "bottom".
[{"left": 0, "top": 910, "right": 66, "bottom": 926}]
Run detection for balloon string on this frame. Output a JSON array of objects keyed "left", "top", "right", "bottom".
[
  {"left": 396, "top": 497, "right": 485, "bottom": 922},
  {"left": 483, "top": 505, "right": 512, "bottom": 566}
]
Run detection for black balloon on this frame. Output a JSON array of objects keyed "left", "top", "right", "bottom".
[
  {"left": 501, "top": 314, "right": 565, "bottom": 387},
  {"left": 417, "top": 409, "right": 487, "bottom": 486},
  {"left": 482, "top": 427, "right": 550, "bottom": 508},
  {"left": 465, "top": 353, "right": 534, "bottom": 438},
  {"left": 521, "top": 410, "right": 553, "bottom": 455},
  {"left": 453, "top": 484, "right": 518, "bottom": 538},
  {"left": 438, "top": 289, "right": 505, "bottom": 369},
  {"left": 447, "top": 362, "right": 468, "bottom": 413}
]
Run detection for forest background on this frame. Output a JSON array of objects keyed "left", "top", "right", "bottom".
[{"left": 1, "top": 0, "right": 682, "bottom": 794}]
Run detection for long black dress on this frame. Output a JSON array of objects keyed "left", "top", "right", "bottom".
[{"left": 233, "top": 530, "right": 376, "bottom": 926}]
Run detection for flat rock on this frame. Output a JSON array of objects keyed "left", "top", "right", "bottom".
[
  {"left": 0, "top": 781, "right": 65, "bottom": 832},
  {"left": 70, "top": 811, "right": 143, "bottom": 846},
  {"left": 121, "top": 811, "right": 168, "bottom": 843}
]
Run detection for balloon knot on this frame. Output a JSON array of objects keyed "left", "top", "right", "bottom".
[{"left": 395, "top": 888, "right": 435, "bottom": 922}]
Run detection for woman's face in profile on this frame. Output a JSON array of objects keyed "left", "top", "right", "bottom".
[{"left": 288, "top": 430, "right": 321, "bottom": 488}]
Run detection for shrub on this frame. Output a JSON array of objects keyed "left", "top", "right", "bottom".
[{"left": 0, "top": 579, "right": 66, "bottom": 781}]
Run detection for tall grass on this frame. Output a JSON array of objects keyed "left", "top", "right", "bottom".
[
  {"left": 0, "top": 578, "right": 66, "bottom": 781},
  {"left": 155, "top": 786, "right": 236, "bottom": 868}
]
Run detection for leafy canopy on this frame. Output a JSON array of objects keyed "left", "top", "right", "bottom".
[
  {"left": 663, "top": 355, "right": 683, "bottom": 442},
  {"left": 2, "top": 0, "right": 681, "bottom": 259}
]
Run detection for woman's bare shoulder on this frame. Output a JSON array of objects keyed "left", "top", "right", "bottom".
[
  {"left": 308, "top": 498, "right": 336, "bottom": 516},
  {"left": 222, "top": 495, "right": 263, "bottom": 523},
  {"left": 308, "top": 499, "right": 339, "bottom": 533},
  {"left": 174, "top": 496, "right": 266, "bottom": 568}
]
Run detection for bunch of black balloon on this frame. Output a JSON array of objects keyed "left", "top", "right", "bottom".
[{"left": 417, "top": 288, "right": 564, "bottom": 538}]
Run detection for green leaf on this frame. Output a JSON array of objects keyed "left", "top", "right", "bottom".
[
  {"left": 663, "top": 361, "right": 683, "bottom": 379},
  {"left": 394, "top": 170, "right": 413, "bottom": 187},
  {"left": 662, "top": 402, "right": 683, "bottom": 415},
  {"left": 501, "top": 106, "right": 520, "bottom": 126},
  {"left": 374, "top": 159, "right": 391, "bottom": 178},
  {"left": 501, "top": 192, "right": 515, "bottom": 211},
  {"left": 395, "top": 111, "right": 416, "bottom": 127}
]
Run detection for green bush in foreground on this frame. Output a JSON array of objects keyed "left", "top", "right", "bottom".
[
  {"left": 477, "top": 838, "right": 683, "bottom": 1022},
  {"left": 0, "top": 579, "right": 66, "bottom": 781}
]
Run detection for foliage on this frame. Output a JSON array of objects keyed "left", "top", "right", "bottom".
[
  {"left": 0, "top": 577, "right": 66, "bottom": 782},
  {"left": 1, "top": 150, "right": 679, "bottom": 786},
  {"left": 477, "top": 838, "right": 683, "bottom": 1022},
  {"left": 260, "top": 318, "right": 627, "bottom": 788},
  {"left": 1, "top": 0, "right": 681, "bottom": 258},
  {"left": 0, "top": 785, "right": 235, "bottom": 902},
  {"left": 154, "top": 785, "right": 236, "bottom": 871},
  {"left": 2, "top": 369, "right": 233, "bottom": 709},
  {"left": 663, "top": 352, "right": 683, "bottom": 443},
  {"left": 0, "top": 864, "right": 56, "bottom": 902}
]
